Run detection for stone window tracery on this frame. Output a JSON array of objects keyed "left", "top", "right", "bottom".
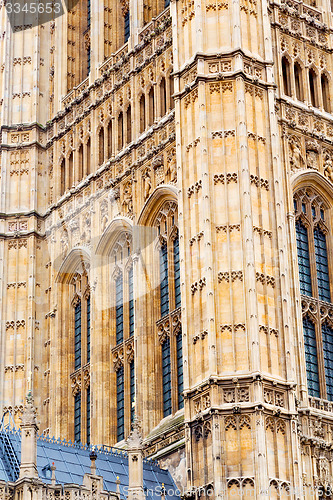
[
  {"left": 155, "top": 202, "right": 184, "bottom": 416},
  {"left": 295, "top": 187, "right": 333, "bottom": 401},
  {"left": 111, "top": 231, "right": 135, "bottom": 442},
  {"left": 70, "top": 271, "right": 91, "bottom": 444}
]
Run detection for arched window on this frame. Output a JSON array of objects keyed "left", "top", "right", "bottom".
[
  {"left": 294, "top": 62, "right": 303, "bottom": 101},
  {"left": 107, "top": 121, "right": 112, "bottom": 158},
  {"left": 86, "top": 137, "right": 91, "bottom": 175},
  {"left": 282, "top": 57, "right": 291, "bottom": 97},
  {"left": 118, "top": 112, "right": 123, "bottom": 150},
  {"left": 78, "top": 144, "right": 83, "bottom": 182},
  {"left": 294, "top": 188, "right": 333, "bottom": 401},
  {"left": 70, "top": 271, "right": 91, "bottom": 444},
  {"left": 111, "top": 231, "right": 135, "bottom": 441},
  {"left": 126, "top": 105, "right": 132, "bottom": 144},
  {"left": 60, "top": 158, "right": 66, "bottom": 195},
  {"left": 309, "top": 69, "right": 318, "bottom": 107},
  {"left": 160, "top": 77, "right": 166, "bottom": 117},
  {"left": 148, "top": 87, "right": 154, "bottom": 126},
  {"left": 140, "top": 95, "right": 146, "bottom": 133},
  {"left": 155, "top": 202, "right": 183, "bottom": 416},
  {"left": 321, "top": 74, "right": 330, "bottom": 113},
  {"left": 99, "top": 127, "right": 104, "bottom": 165},
  {"left": 124, "top": 11, "right": 130, "bottom": 42}
]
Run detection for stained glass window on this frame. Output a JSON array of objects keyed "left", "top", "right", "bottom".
[{"left": 124, "top": 12, "right": 130, "bottom": 42}]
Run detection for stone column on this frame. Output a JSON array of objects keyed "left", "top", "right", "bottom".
[
  {"left": 19, "top": 392, "right": 39, "bottom": 479},
  {"left": 127, "top": 421, "right": 145, "bottom": 500}
]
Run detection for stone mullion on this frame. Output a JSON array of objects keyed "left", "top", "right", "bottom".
[
  {"left": 124, "top": 350, "right": 130, "bottom": 438},
  {"left": 197, "top": 79, "right": 217, "bottom": 378},
  {"left": 65, "top": 285, "right": 74, "bottom": 438},
  {"left": 28, "top": 237, "right": 37, "bottom": 407},
  {"left": 0, "top": 239, "right": 6, "bottom": 425},
  {"left": 132, "top": 252, "right": 144, "bottom": 432},
  {"left": 266, "top": 64, "right": 303, "bottom": 497},
  {"left": 93, "top": 255, "right": 107, "bottom": 445}
]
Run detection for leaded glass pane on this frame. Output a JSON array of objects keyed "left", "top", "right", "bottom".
[
  {"left": 87, "top": 296, "right": 91, "bottom": 363},
  {"left": 314, "top": 228, "right": 331, "bottom": 302},
  {"left": 162, "top": 337, "right": 172, "bottom": 416},
  {"left": 130, "top": 361, "right": 135, "bottom": 424},
  {"left": 160, "top": 245, "right": 169, "bottom": 317},
  {"left": 116, "top": 276, "right": 124, "bottom": 344},
  {"left": 117, "top": 367, "right": 125, "bottom": 441},
  {"left": 129, "top": 267, "right": 134, "bottom": 337},
  {"left": 74, "top": 393, "right": 81, "bottom": 443},
  {"left": 124, "top": 12, "right": 130, "bottom": 42},
  {"left": 174, "top": 238, "right": 181, "bottom": 309},
  {"left": 74, "top": 302, "right": 81, "bottom": 370},
  {"left": 177, "top": 332, "right": 184, "bottom": 410},
  {"left": 86, "top": 386, "right": 90, "bottom": 445},
  {"left": 295, "top": 221, "right": 312, "bottom": 297},
  {"left": 322, "top": 323, "right": 333, "bottom": 401},
  {"left": 303, "top": 317, "right": 320, "bottom": 398}
]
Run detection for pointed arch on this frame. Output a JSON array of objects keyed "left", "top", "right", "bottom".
[
  {"left": 137, "top": 184, "right": 178, "bottom": 227},
  {"left": 96, "top": 216, "right": 133, "bottom": 256},
  {"left": 56, "top": 247, "right": 91, "bottom": 284}
]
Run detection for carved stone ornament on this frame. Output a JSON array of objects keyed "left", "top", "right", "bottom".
[
  {"left": 127, "top": 419, "right": 143, "bottom": 450},
  {"left": 20, "top": 391, "right": 38, "bottom": 427}
]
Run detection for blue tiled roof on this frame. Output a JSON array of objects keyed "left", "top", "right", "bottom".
[{"left": 0, "top": 429, "right": 179, "bottom": 500}]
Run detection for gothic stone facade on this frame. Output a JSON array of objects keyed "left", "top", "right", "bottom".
[{"left": 1, "top": 0, "right": 333, "bottom": 497}]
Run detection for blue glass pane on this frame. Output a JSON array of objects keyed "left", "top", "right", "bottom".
[
  {"left": 160, "top": 245, "right": 169, "bottom": 317},
  {"left": 129, "top": 267, "right": 134, "bottom": 337},
  {"left": 130, "top": 361, "right": 135, "bottom": 424},
  {"left": 117, "top": 367, "right": 125, "bottom": 441},
  {"left": 74, "top": 393, "right": 81, "bottom": 443},
  {"left": 295, "top": 221, "right": 312, "bottom": 297},
  {"left": 303, "top": 317, "right": 320, "bottom": 398},
  {"left": 165, "top": 0, "right": 170, "bottom": 6},
  {"left": 174, "top": 238, "right": 181, "bottom": 309},
  {"left": 87, "top": 0, "right": 91, "bottom": 29},
  {"left": 124, "top": 12, "right": 130, "bottom": 42},
  {"left": 86, "top": 387, "right": 90, "bottom": 446},
  {"left": 116, "top": 276, "right": 124, "bottom": 344},
  {"left": 176, "top": 332, "right": 183, "bottom": 410},
  {"left": 322, "top": 323, "right": 333, "bottom": 401},
  {"left": 162, "top": 338, "right": 172, "bottom": 417},
  {"left": 314, "top": 228, "right": 331, "bottom": 302},
  {"left": 87, "top": 296, "right": 91, "bottom": 363},
  {"left": 75, "top": 302, "right": 81, "bottom": 370}
]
